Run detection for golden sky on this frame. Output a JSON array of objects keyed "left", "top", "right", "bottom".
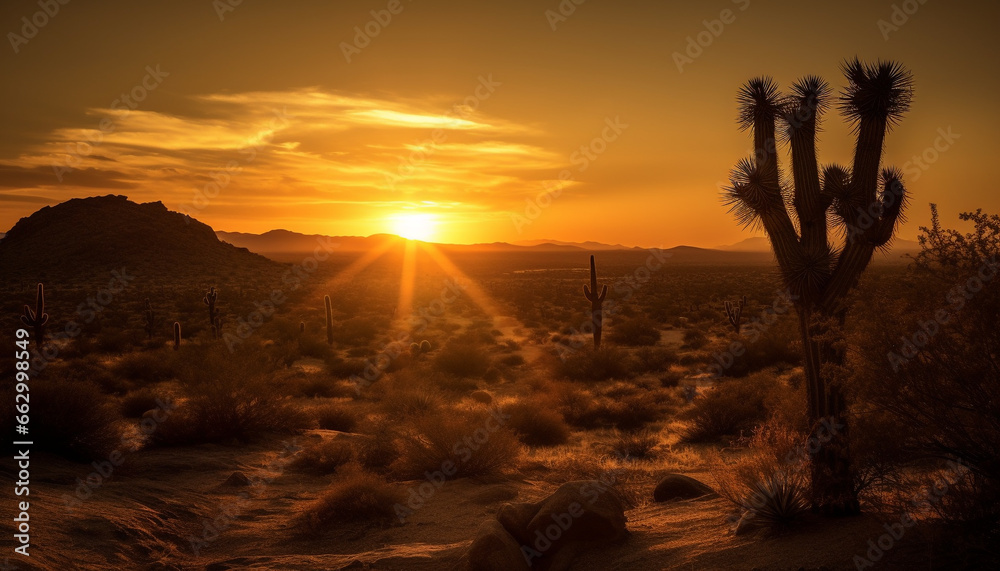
[{"left": 1, "top": 0, "right": 997, "bottom": 247}]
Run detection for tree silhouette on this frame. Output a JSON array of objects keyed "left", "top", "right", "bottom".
[{"left": 723, "top": 58, "right": 914, "bottom": 515}]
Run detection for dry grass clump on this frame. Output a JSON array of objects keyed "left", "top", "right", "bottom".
[
  {"left": 289, "top": 439, "right": 355, "bottom": 475},
  {"left": 680, "top": 370, "right": 783, "bottom": 442},
  {"left": 119, "top": 386, "right": 174, "bottom": 418},
  {"left": 505, "top": 400, "right": 571, "bottom": 447},
  {"left": 433, "top": 341, "right": 491, "bottom": 378},
  {"left": 393, "top": 409, "right": 521, "bottom": 479},
  {"left": 608, "top": 316, "right": 661, "bottom": 346},
  {"left": 17, "top": 380, "right": 127, "bottom": 462},
  {"left": 357, "top": 430, "right": 402, "bottom": 474},
  {"left": 310, "top": 403, "right": 358, "bottom": 432},
  {"left": 297, "top": 467, "right": 405, "bottom": 532},
  {"left": 557, "top": 346, "right": 633, "bottom": 381},
  {"left": 610, "top": 428, "right": 660, "bottom": 460}
]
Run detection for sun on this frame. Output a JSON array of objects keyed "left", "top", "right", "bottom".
[{"left": 390, "top": 213, "right": 437, "bottom": 241}]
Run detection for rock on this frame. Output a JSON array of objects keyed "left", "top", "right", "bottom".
[
  {"left": 223, "top": 471, "right": 250, "bottom": 487},
  {"left": 521, "top": 480, "right": 627, "bottom": 564},
  {"left": 497, "top": 501, "right": 541, "bottom": 544},
  {"left": 469, "top": 390, "right": 493, "bottom": 405},
  {"left": 467, "top": 519, "right": 530, "bottom": 571},
  {"left": 652, "top": 474, "right": 715, "bottom": 502}
]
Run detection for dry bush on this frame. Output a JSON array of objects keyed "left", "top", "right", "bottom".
[
  {"left": 608, "top": 316, "right": 661, "bottom": 346},
  {"left": 324, "top": 354, "right": 367, "bottom": 379},
  {"left": 433, "top": 341, "right": 491, "bottom": 378},
  {"left": 505, "top": 400, "right": 571, "bottom": 447},
  {"left": 297, "top": 467, "right": 404, "bottom": 532},
  {"left": 311, "top": 404, "right": 358, "bottom": 432},
  {"left": 289, "top": 439, "right": 355, "bottom": 475},
  {"left": 557, "top": 346, "right": 633, "bottom": 381},
  {"left": 357, "top": 430, "right": 402, "bottom": 474},
  {"left": 393, "top": 409, "right": 521, "bottom": 479},
  {"left": 611, "top": 429, "right": 660, "bottom": 460},
  {"left": 680, "top": 370, "right": 783, "bottom": 442},
  {"left": 279, "top": 374, "right": 356, "bottom": 399},
  {"left": 119, "top": 386, "right": 173, "bottom": 418},
  {"left": 681, "top": 328, "right": 709, "bottom": 349},
  {"left": 20, "top": 380, "right": 126, "bottom": 462},
  {"left": 632, "top": 346, "right": 678, "bottom": 374},
  {"left": 710, "top": 422, "right": 810, "bottom": 530},
  {"left": 113, "top": 350, "right": 179, "bottom": 385},
  {"left": 380, "top": 388, "right": 441, "bottom": 417}
]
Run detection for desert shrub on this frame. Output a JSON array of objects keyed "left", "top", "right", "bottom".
[
  {"left": 96, "top": 327, "right": 137, "bottom": 353},
  {"left": 394, "top": 409, "right": 521, "bottom": 479},
  {"left": 632, "top": 346, "right": 678, "bottom": 374},
  {"left": 114, "top": 350, "right": 178, "bottom": 385},
  {"left": 557, "top": 347, "right": 633, "bottom": 381},
  {"left": 290, "top": 440, "right": 355, "bottom": 475},
  {"left": 710, "top": 423, "right": 809, "bottom": 530},
  {"left": 120, "top": 386, "right": 173, "bottom": 418},
  {"left": 324, "top": 354, "right": 366, "bottom": 379},
  {"left": 358, "top": 431, "right": 401, "bottom": 473},
  {"left": 311, "top": 404, "right": 357, "bottom": 432},
  {"left": 611, "top": 429, "right": 659, "bottom": 460},
  {"left": 721, "top": 318, "right": 801, "bottom": 377},
  {"left": 682, "top": 328, "right": 709, "bottom": 349},
  {"left": 49, "top": 355, "right": 126, "bottom": 394},
  {"left": 505, "top": 400, "right": 571, "bottom": 447},
  {"left": 434, "top": 342, "right": 490, "bottom": 378},
  {"left": 497, "top": 353, "right": 525, "bottom": 367},
  {"left": 681, "top": 371, "right": 782, "bottom": 442},
  {"left": 297, "top": 467, "right": 404, "bottom": 531},
  {"left": 608, "top": 317, "right": 661, "bottom": 346},
  {"left": 380, "top": 389, "right": 441, "bottom": 417},
  {"left": 280, "top": 374, "right": 355, "bottom": 399},
  {"left": 297, "top": 336, "right": 330, "bottom": 359},
  {"left": 330, "top": 317, "right": 379, "bottom": 346},
  {"left": 24, "top": 380, "right": 126, "bottom": 462}
]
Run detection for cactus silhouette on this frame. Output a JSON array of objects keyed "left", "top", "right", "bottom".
[
  {"left": 583, "top": 255, "right": 608, "bottom": 349},
  {"left": 213, "top": 315, "right": 224, "bottom": 338},
  {"left": 143, "top": 298, "right": 156, "bottom": 339},
  {"left": 723, "top": 59, "right": 913, "bottom": 515},
  {"left": 419, "top": 339, "right": 431, "bottom": 352},
  {"left": 173, "top": 321, "right": 182, "bottom": 351},
  {"left": 20, "top": 283, "right": 48, "bottom": 349},
  {"left": 299, "top": 321, "right": 305, "bottom": 334},
  {"left": 324, "top": 295, "right": 334, "bottom": 346},
  {"left": 724, "top": 296, "right": 746, "bottom": 334},
  {"left": 203, "top": 287, "right": 219, "bottom": 338}
]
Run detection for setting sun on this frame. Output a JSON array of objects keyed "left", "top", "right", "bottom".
[{"left": 390, "top": 213, "right": 437, "bottom": 241}]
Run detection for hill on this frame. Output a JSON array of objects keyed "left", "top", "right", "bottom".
[{"left": 0, "top": 195, "right": 283, "bottom": 284}]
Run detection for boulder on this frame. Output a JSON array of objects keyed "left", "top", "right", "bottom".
[
  {"left": 223, "top": 471, "right": 250, "bottom": 487},
  {"left": 520, "top": 480, "right": 627, "bottom": 565},
  {"left": 467, "top": 519, "right": 530, "bottom": 571},
  {"left": 469, "top": 390, "right": 494, "bottom": 405},
  {"left": 652, "top": 474, "right": 715, "bottom": 502},
  {"left": 497, "top": 501, "right": 542, "bottom": 544}
]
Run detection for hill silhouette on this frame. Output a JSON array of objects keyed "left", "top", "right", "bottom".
[{"left": 0, "top": 195, "right": 283, "bottom": 284}]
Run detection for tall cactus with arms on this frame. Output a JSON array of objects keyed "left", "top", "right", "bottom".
[
  {"left": 723, "top": 59, "right": 913, "bottom": 515},
  {"left": 21, "top": 283, "right": 49, "bottom": 349},
  {"left": 583, "top": 255, "right": 608, "bottom": 349}
]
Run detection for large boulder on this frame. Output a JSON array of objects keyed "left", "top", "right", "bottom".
[
  {"left": 653, "top": 474, "right": 715, "bottom": 502},
  {"left": 467, "top": 519, "right": 530, "bottom": 571},
  {"left": 497, "top": 501, "right": 542, "bottom": 544},
  {"left": 520, "top": 480, "right": 627, "bottom": 566}
]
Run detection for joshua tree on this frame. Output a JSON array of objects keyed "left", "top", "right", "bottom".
[
  {"left": 173, "top": 321, "right": 182, "bottom": 351},
  {"left": 21, "top": 283, "right": 48, "bottom": 350},
  {"left": 583, "top": 254, "right": 608, "bottom": 349},
  {"left": 143, "top": 298, "right": 156, "bottom": 339},
  {"left": 204, "top": 287, "right": 219, "bottom": 337},
  {"left": 724, "top": 295, "right": 746, "bottom": 334},
  {"left": 324, "top": 295, "right": 334, "bottom": 346},
  {"left": 723, "top": 59, "right": 913, "bottom": 515}
]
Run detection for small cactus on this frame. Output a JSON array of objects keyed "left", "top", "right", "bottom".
[
  {"left": 410, "top": 342, "right": 421, "bottom": 354},
  {"left": 419, "top": 339, "right": 431, "bottom": 353},
  {"left": 324, "top": 295, "right": 334, "bottom": 346},
  {"left": 725, "top": 295, "right": 746, "bottom": 334},
  {"left": 203, "top": 287, "right": 219, "bottom": 337},
  {"left": 299, "top": 321, "right": 305, "bottom": 334},
  {"left": 213, "top": 315, "right": 224, "bottom": 338},
  {"left": 583, "top": 255, "right": 608, "bottom": 349},
  {"left": 173, "top": 321, "right": 182, "bottom": 351},
  {"left": 143, "top": 298, "right": 155, "bottom": 339},
  {"left": 20, "top": 283, "right": 49, "bottom": 350}
]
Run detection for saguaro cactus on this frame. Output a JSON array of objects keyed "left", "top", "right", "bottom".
[
  {"left": 723, "top": 59, "right": 913, "bottom": 515},
  {"left": 173, "top": 321, "right": 182, "bottom": 351},
  {"left": 583, "top": 255, "right": 608, "bottom": 349},
  {"left": 724, "top": 296, "right": 746, "bottom": 334},
  {"left": 204, "top": 287, "right": 219, "bottom": 337},
  {"left": 324, "top": 295, "right": 334, "bottom": 346},
  {"left": 143, "top": 298, "right": 156, "bottom": 339},
  {"left": 21, "top": 283, "right": 49, "bottom": 349}
]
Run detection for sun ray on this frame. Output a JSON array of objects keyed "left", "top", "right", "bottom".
[
  {"left": 324, "top": 237, "right": 395, "bottom": 289},
  {"left": 418, "top": 242, "right": 504, "bottom": 319},
  {"left": 395, "top": 239, "right": 417, "bottom": 326}
]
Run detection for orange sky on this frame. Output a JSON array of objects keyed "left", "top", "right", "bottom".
[{"left": 1, "top": 0, "right": 997, "bottom": 247}]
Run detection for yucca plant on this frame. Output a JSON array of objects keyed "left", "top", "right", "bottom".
[
  {"left": 743, "top": 473, "right": 810, "bottom": 529},
  {"left": 723, "top": 59, "right": 914, "bottom": 515}
]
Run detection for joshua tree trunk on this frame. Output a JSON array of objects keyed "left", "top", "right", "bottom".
[{"left": 723, "top": 60, "right": 913, "bottom": 515}]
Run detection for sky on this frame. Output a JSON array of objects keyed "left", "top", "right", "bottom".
[{"left": 1, "top": 0, "right": 997, "bottom": 247}]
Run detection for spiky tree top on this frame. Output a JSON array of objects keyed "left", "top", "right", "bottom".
[{"left": 725, "top": 59, "right": 913, "bottom": 313}]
